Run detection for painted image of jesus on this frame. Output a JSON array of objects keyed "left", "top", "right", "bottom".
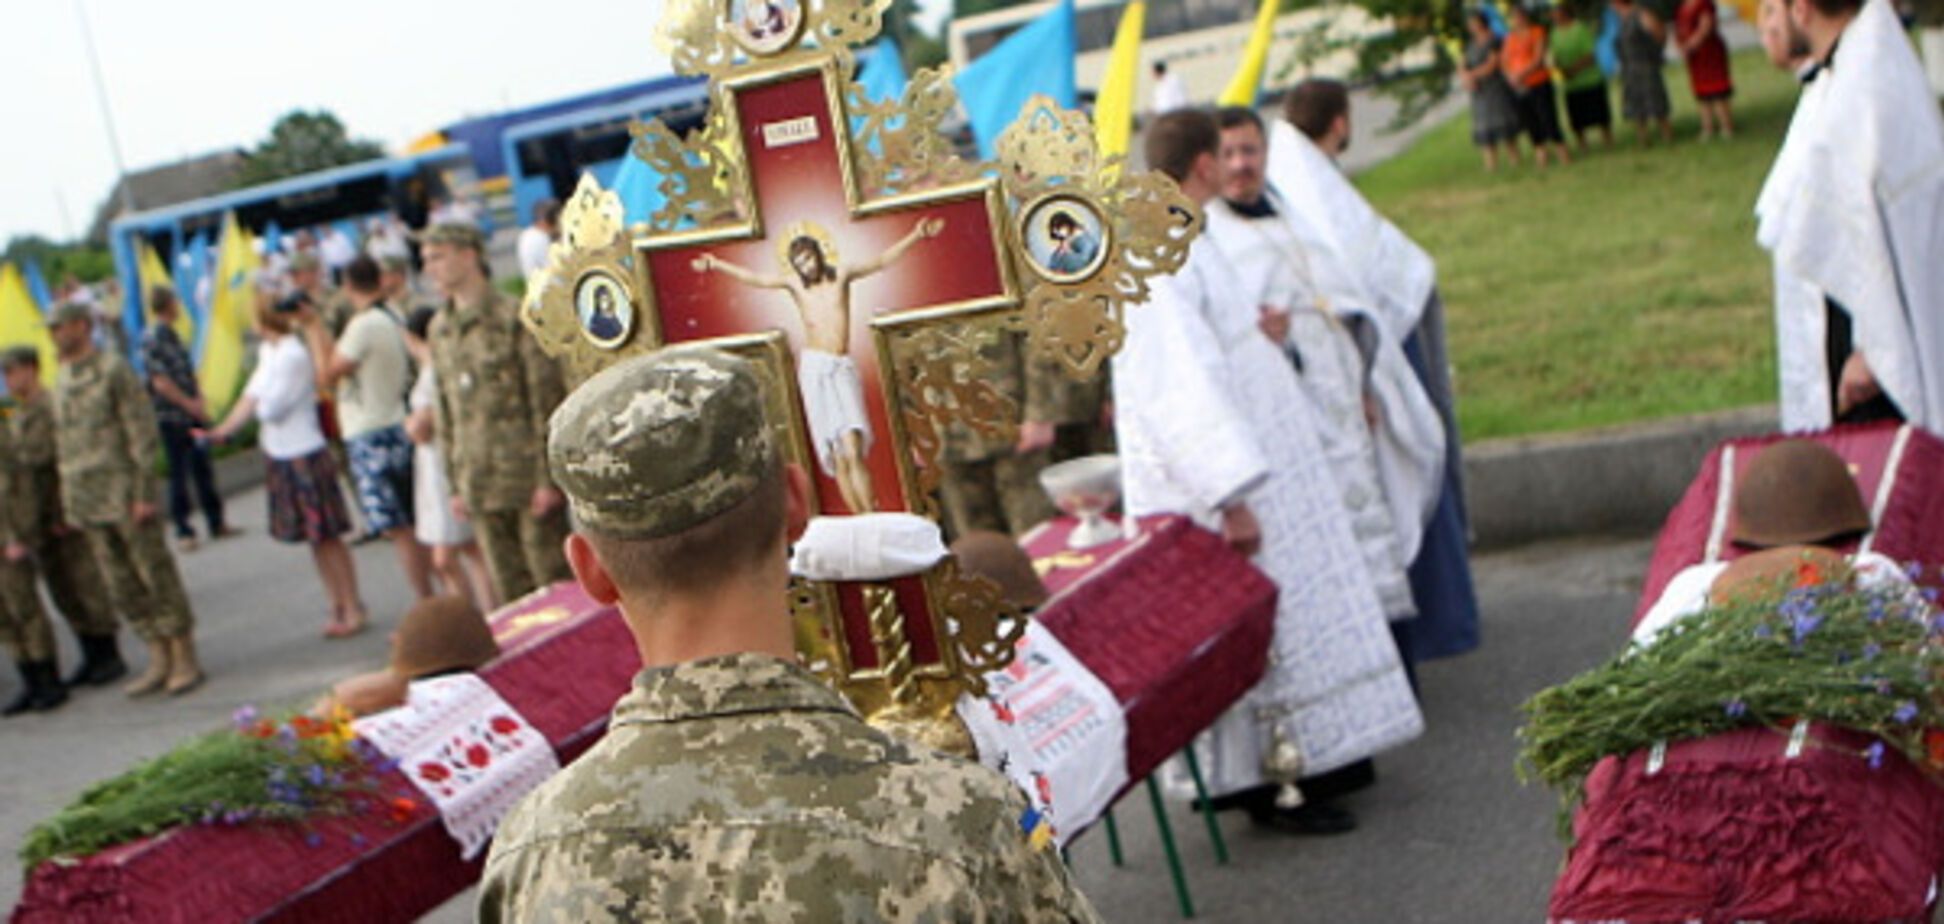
[{"left": 691, "top": 216, "right": 946, "bottom": 514}]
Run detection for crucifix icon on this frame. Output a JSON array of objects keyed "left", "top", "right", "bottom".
[{"left": 612, "top": 55, "right": 1022, "bottom": 693}]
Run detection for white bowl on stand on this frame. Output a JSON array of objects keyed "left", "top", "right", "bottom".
[{"left": 1038, "top": 454, "right": 1122, "bottom": 549}]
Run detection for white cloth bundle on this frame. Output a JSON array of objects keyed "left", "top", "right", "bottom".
[{"left": 788, "top": 513, "right": 949, "bottom": 581}]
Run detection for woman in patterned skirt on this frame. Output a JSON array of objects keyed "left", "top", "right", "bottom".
[
  {"left": 1461, "top": 11, "right": 1523, "bottom": 170},
  {"left": 1676, "top": 0, "right": 1736, "bottom": 138},
  {"left": 201, "top": 288, "right": 367, "bottom": 638},
  {"left": 1614, "top": 0, "right": 1674, "bottom": 146}
]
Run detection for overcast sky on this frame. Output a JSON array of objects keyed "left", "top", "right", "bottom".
[{"left": 1, "top": 0, "right": 952, "bottom": 244}]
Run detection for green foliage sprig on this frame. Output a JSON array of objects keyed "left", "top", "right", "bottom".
[{"left": 1517, "top": 565, "right": 1944, "bottom": 830}]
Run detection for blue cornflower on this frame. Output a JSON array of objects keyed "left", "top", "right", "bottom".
[
  {"left": 1724, "top": 700, "right": 1749, "bottom": 718},
  {"left": 1754, "top": 624, "right": 1775, "bottom": 639},
  {"left": 1866, "top": 741, "right": 1886, "bottom": 770},
  {"left": 231, "top": 705, "right": 259, "bottom": 729},
  {"left": 1907, "top": 562, "right": 1925, "bottom": 581},
  {"left": 1790, "top": 611, "right": 1824, "bottom": 643},
  {"left": 306, "top": 764, "right": 328, "bottom": 787},
  {"left": 1863, "top": 642, "right": 1883, "bottom": 661},
  {"left": 1893, "top": 701, "right": 1920, "bottom": 724}
]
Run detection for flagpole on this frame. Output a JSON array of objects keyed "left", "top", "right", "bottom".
[{"left": 74, "top": 0, "right": 136, "bottom": 215}]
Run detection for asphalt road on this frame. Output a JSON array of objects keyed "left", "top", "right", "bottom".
[{"left": 0, "top": 480, "right": 1647, "bottom": 921}]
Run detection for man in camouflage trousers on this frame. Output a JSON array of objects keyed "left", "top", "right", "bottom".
[
  {"left": 2, "top": 347, "right": 124, "bottom": 692},
  {"left": 939, "top": 329, "right": 1113, "bottom": 537},
  {"left": 421, "top": 224, "right": 571, "bottom": 603},
  {"left": 0, "top": 379, "right": 69, "bottom": 715},
  {"left": 48, "top": 305, "right": 202, "bottom": 697},
  {"left": 480, "top": 346, "right": 1100, "bottom": 922}
]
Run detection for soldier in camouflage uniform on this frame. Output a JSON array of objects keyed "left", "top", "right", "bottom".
[
  {"left": 0, "top": 381, "right": 68, "bottom": 715},
  {"left": 1, "top": 347, "right": 124, "bottom": 690},
  {"left": 48, "top": 305, "right": 202, "bottom": 697},
  {"left": 939, "top": 330, "right": 1113, "bottom": 538},
  {"left": 480, "top": 346, "right": 1100, "bottom": 923},
  {"left": 420, "top": 224, "right": 571, "bottom": 603}
]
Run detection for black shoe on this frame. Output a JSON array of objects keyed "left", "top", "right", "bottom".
[
  {"left": 66, "top": 634, "right": 128, "bottom": 687},
  {"left": 28, "top": 661, "right": 67, "bottom": 712},
  {"left": 1247, "top": 801, "right": 1358, "bottom": 836}
]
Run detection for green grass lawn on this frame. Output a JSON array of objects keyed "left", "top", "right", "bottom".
[{"left": 1357, "top": 50, "right": 1798, "bottom": 442}]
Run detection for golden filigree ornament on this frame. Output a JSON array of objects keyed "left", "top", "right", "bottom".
[
  {"left": 524, "top": 4, "right": 1198, "bottom": 754},
  {"left": 653, "top": 0, "right": 890, "bottom": 80},
  {"left": 523, "top": 175, "right": 652, "bottom": 385},
  {"left": 995, "top": 94, "right": 1200, "bottom": 378}
]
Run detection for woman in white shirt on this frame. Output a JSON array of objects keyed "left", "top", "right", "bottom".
[{"left": 201, "top": 290, "right": 368, "bottom": 638}]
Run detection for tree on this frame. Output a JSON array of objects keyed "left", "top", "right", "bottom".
[
  {"left": 2, "top": 235, "right": 113, "bottom": 283},
  {"left": 233, "top": 110, "right": 386, "bottom": 189},
  {"left": 953, "top": 0, "right": 1034, "bottom": 19},
  {"left": 1277, "top": 0, "right": 1467, "bottom": 129},
  {"left": 886, "top": 0, "right": 951, "bottom": 70}
]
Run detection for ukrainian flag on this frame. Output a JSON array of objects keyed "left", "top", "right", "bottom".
[
  {"left": 0, "top": 264, "right": 58, "bottom": 387},
  {"left": 137, "top": 240, "right": 194, "bottom": 344},
  {"left": 1094, "top": 1, "right": 1146, "bottom": 163},
  {"left": 198, "top": 213, "right": 255, "bottom": 418},
  {"left": 1218, "top": 0, "right": 1281, "bottom": 107}
]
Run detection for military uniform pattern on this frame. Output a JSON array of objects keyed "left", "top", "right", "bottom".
[
  {"left": 54, "top": 350, "right": 193, "bottom": 641},
  {"left": 0, "top": 406, "right": 54, "bottom": 662},
  {"left": 939, "top": 331, "right": 1110, "bottom": 537},
  {"left": 429, "top": 288, "right": 570, "bottom": 600},
  {"left": 481, "top": 653, "right": 1100, "bottom": 923},
  {"left": 10, "top": 392, "right": 115, "bottom": 637}
]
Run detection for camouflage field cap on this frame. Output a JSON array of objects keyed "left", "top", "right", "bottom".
[
  {"left": 46, "top": 303, "right": 92, "bottom": 327},
  {"left": 287, "top": 251, "right": 321, "bottom": 273},
  {"left": 548, "top": 345, "right": 777, "bottom": 539},
  {"left": 416, "top": 223, "right": 485, "bottom": 251},
  {"left": 0, "top": 345, "right": 39, "bottom": 370}
]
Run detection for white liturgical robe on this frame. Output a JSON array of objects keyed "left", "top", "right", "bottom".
[
  {"left": 1756, "top": 0, "right": 1944, "bottom": 433},
  {"left": 1114, "top": 236, "right": 1422, "bottom": 795}
]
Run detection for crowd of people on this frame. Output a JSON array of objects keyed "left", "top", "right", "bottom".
[
  {"left": 0, "top": 204, "right": 568, "bottom": 716},
  {"left": 1462, "top": 0, "right": 1738, "bottom": 169}
]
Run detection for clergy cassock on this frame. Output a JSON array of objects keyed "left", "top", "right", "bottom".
[
  {"left": 1756, "top": 0, "right": 1944, "bottom": 434},
  {"left": 1114, "top": 236, "right": 1422, "bottom": 795},
  {"left": 1202, "top": 195, "right": 1444, "bottom": 623},
  {"left": 1264, "top": 118, "right": 1482, "bottom": 661}
]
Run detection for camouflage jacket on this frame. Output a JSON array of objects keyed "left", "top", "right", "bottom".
[
  {"left": 944, "top": 330, "right": 1108, "bottom": 462},
  {"left": 7, "top": 392, "right": 65, "bottom": 541},
  {"left": 429, "top": 288, "right": 566, "bottom": 512},
  {"left": 480, "top": 653, "right": 1101, "bottom": 923},
  {"left": 0, "top": 403, "right": 30, "bottom": 548},
  {"left": 54, "top": 350, "right": 161, "bottom": 527}
]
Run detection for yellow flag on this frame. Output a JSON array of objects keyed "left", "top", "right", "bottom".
[
  {"left": 0, "top": 264, "right": 58, "bottom": 387},
  {"left": 136, "top": 240, "right": 194, "bottom": 344},
  {"left": 1218, "top": 0, "right": 1281, "bottom": 107},
  {"left": 1094, "top": 1, "right": 1147, "bottom": 161},
  {"left": 198, "top": 213, "right": 255, "bottom": 418}
]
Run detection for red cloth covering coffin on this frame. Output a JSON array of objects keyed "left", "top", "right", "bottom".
[
  {"left": 14, "top": 515, "right": 1274, "bottom": 923},
  {"left": 1549, "top": 423, "right": 1944, "bottom": 923},
  {"left": 1633, "top": 422, "right": 1944, "bottom": 630}
]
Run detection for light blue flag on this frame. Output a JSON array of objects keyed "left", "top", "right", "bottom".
[
  {"left": 179, "top": 234, "right": 211, "bottom": 365},
  {"left": 21, "top": 260, "right": 52, "bottom": 313},
  {"left": 262, "top": 221, "right": 283, "bottom": 258},
  {"left": 953, "top": 0, "right": 1076, "bottom": 158},
  {"left": 1481, "top": 1, "right": 1509, "bottom": 36},
  {"left": 858, "top": 39, "right": 908, "bottom": 103},
  {"left": 609, "top": 154, "right": 669, "bottom": 227},
  {"left": 1596, "top": 6, "right": 1621, "bottom": 76}
]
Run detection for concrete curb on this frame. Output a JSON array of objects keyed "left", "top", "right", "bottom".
[{"left": 1462, "top": 404, "right": 1778, "bottom": 550}]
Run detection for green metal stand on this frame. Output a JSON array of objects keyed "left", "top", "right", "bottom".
[
  {"left": 1180, "top": 748, "right": 1229, "bottom": 865},
  {"left": 1104, "top": 807, "right": 1125, "bottom": 867},
  {"left": 1145, "top": 776, "right": 1196, "bottom": 919}
]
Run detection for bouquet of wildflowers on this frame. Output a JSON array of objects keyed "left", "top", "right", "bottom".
[
  {"left": 20, "top": 706, "right": 409, "bottom": 869},
  {"left": 1518, "top": 560, "right": 1944, "bottom": 822}
]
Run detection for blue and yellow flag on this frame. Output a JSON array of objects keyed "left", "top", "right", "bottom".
[
  {"left": 0, "top": 264, "right": 58, "bottom": 387},
  {"left": 136, "top": 239, "right": 193, "bottom": 344},
  {"left": 1218, "top": 0, "right": 1281, "bottom": 107},
  {"left": 199, "top": 213, "right": 255, "bottom": 418},
  {"left": 954, "top": 0, "right": 1077, "bottom": 158},
  {"left": 1094, "top": 1, "right": 1146, "bottom": 162}
]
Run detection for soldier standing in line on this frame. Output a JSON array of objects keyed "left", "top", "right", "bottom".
[
  {"left": 420, "top": 224, "right": 570, "bottom": 603},
  {"left": 0, "top": 390, "right": 68, "bottom": 716},
  {"left": 939, "top": 330, "right": 1112, "bottom": 538},
  {"left": 47, "top": 304, "right": 203, "bottom": 697},
  {"left": 480, "top": 346, "right": 1100, "bottom": 922},
  {"left": 1, "top": 347, "right": 125, "bottom": 689}
]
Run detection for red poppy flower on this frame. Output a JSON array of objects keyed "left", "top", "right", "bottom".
[
  {"left": 489, "top": 716, "right": 519, "bottom": 736},
  {"left": 1795, "top": 561, "right": 1824, "bottom": 588},
  {"left": 466, "top": 744, "right": 491, "bottom": 768},
  {"left": 418, "top": 762, "right": 451, "bottom": 784},
  {"left": 1926, "top": 730, "right": 1944, "bottom": 768},
  {"left": 388, "top": 797, "right": 418, "bottom": 823}
]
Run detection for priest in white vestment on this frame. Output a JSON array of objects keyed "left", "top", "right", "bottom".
[
  {"left": 1756, "top": 0, "right": 1944, "bottom": 434},
  {"left": 1204, "top": 108, "right": 1446, "bottom": 632},
  {"left": 1118, "top": 110, "right": 1423, "bottom": 835},
  {"left": 1267, "top": 80, "right": 1484, "bottom": 663}
]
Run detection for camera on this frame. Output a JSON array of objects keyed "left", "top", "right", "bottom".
[{"left": 273, "top": 291, "right": 311, "bottom": 315}]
